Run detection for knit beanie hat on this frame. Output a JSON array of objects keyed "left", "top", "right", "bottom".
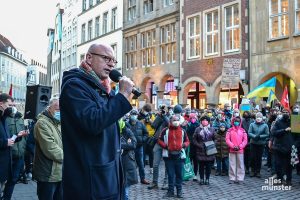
[{"left": 173, "top": 104, "right": 183, "bottom": 114}]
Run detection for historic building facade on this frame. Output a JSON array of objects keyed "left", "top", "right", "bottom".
[
  {"left": 250, "top": 0, "right": 300, "bottom": 105},
  {"left": 123, "top": 0, "right": 180, "bottom": 108},
  {"left": 180, "top": 0, "right": 249, "bottom": 108}
]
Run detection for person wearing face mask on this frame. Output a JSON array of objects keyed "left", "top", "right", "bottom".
[
  {"left": 158, "top": 115, "right": 190, "bottom": 198},
  {"left": 226, "top": 117, "right": 248, "bottom": 184},
  {"left": 186, "top": 113, "right": 200, "bottom": 181},
  {"left": 212, "top": 111, "right": 231, "bottom": 131},
  {"left": 127, "top": 109, "right": 150, "bottom": 185},
  {"left": 241, "top": 111, "right": 254, "bottom": 174},
  {"left": 291, "top": 104, "right": 300, "bottom": 175},
  {"left": 223, "top": 103, "right": 233, "bottom": 121},
  {"left": 193, "top": 115, "right": 215, "bottom": 185},
  {"left": 248, "top": 112, "right": 270, "bottom": 178},
  {"left": 33, "top": 97, "right": 63, "bottom": 200},
  {"left": 215, "top": 124, "right": 229, "bottom": 176},
  {"left": 271, "top": 109, "right": 293, "bottom": 186},
  {"left": 0, "top": 94, "right": 16, "bottom": 197},
  {"left": 2, "top": 103, "right": 28, "bottom": 200}
]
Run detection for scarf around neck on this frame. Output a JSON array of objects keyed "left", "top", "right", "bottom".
[{"left": 79, "top": 60, "right": 111, "bottom": 93}]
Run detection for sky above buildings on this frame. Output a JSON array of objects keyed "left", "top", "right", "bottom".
[{"left": 0, "top": 0, "right": 59, "bottom": 64}]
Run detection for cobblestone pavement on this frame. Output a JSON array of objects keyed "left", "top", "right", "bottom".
[{"left": 12, "top": 160, "right": 300, "bottom": 200}]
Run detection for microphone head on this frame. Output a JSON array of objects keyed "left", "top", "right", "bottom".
[{"left": 109, "top": 69, "right": 122, "bottom": 82}]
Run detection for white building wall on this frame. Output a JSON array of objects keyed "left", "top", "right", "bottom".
[{"left": 77, "top": 0, "right": 123, "bottom": 71}]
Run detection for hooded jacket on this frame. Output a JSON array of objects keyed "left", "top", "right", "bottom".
[
  {"left": 226, "top": 118, "right": 248, "bottom": 153},
  {"left": 248, "top": 120, "right": 269, "bottom": 145},
  {"left": 60, "top": 68, "right": 132, "bottom": 200},
  {"left": 33, "top": 110, "right": 63, "bottom": 182}
]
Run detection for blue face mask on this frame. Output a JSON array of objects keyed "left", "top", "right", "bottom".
[
  {"left": 54, "top": 111, "right": 61, "bottom": 121},
  {"left": 130, "top": 115, "right": 137, "bottom": 121},
  {"left": 233, "top": 121, "right": 240, "bottom": 126}
]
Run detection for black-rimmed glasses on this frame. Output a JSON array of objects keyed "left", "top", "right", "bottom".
[{"left": 90, "top": 52, "right": 118, "bottom": 65}]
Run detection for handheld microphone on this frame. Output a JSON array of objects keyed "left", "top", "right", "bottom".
[{"left": 109, "top": 69, "right": 142, "bottom": 97}]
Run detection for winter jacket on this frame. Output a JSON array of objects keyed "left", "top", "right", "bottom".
[
  {"left": 271, "top": 117, "right": 293, "bottom": 155},
  {"left": 248, "top": 122, "right": 269, "bottom": 145},
  {"left": 127, "top": 120, "right": 148, "bottom": 147},
  {"left": 26, "top": 120, "right": 36, "bottom": 155},
  {"left": 60, "top": 68, "right": 132, "bottom": 200},
  {"left": 120, "top": 125, "right": 138, "bottom": 187},
  {"left": 158, "top": 126, "right": 190, "bottom": 159},
  {"left": 6, "top": 112, "right": 26, "bottom": 159},
  {"left": 226, "top": 119, "right": 248, "bottom": 153},
  {"left": 0, "top": 115, "right": 11, "bottom": 182},
  {"left": 241, "top": 117, "right": 254, "bottom": 145},
  {"left": 193, "top": 125, "right": 215, "bottom": 161},
  {"left": 33, "top": 110, "right": 63, "bottom": 182},
  {"left": 212, "top": 118, "right": 231, "bottom": 131},
  {"left": 215, "top": 130, "right": 229, "bottom": 158},
  {"left": 186, "top": 121, "right": 200, "bottom": 158}
]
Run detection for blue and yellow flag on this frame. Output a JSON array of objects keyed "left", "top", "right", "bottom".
[
  {"left": 267, "top": 89, "right": 277, "bottom": 104},
  {"left": 246, "top": 77, "right": 276, "bottom": 99}
]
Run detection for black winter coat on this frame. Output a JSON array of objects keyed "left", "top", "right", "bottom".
[
  {"left": 60, "top": 68, "right": 132, "bottom": 200},
  {"left": 271, "top": 117, "right": 293, "bottom": 155},
  {"left": 127, "top": 120, "right": 148, "bottom": 147},
  {"left": 121, "top": 126, "right": 138, "bottom": 187},
  {"left": 0, "top": 115, "right": 11, "bottom": 182}
]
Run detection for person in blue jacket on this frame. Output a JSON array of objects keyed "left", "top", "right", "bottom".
[{"left": 60, "top": 44, "right": 134, "bottom": 200}]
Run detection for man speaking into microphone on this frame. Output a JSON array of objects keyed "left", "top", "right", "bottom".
[{"left": 60, "top": 44, "right": 134, "bottom": 200}]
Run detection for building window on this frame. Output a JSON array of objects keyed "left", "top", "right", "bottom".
[
  {"left": 125, "top": 35, "right": 137, "bottom": 69},
  {"left": 81, "top": 23, "right": 86, "bottom": 43},
  {"left": 111, "top": 44, "right": 117, "bottom": 67},
  {"left": 164, "top": 0, "right": 174, "bottom": 7},
  {"left": 89, "top": 0, "right": 93, "bottom": 8},
  {"left": 141, "top": 30, "right": 156, "bottom": 67},
  {"left": 128, "top": 0, "right": 136, "bottom": 21},
  {"left": 95, "top": 16, "right": 100, "bottom": 37},
  {"left": 205, "top": 10, "right": 219, "bottom": 56},
  {"left": 88, "top": 20, "right": 93, "bottom": 40},
  {"left": 269, "top": 0, "right": 289, "bottom": 38},
  {"left": 296, "top": 0, "right": 300, "bottom": 33},
  {"left": 144, "top": 0, "right": 153, "bottom": 14},
  {"left": 111, "top": 7, "right": 117, "bottom": 30},
  {"left": 82, "top": 0, "right": 86, "bottom": 11},
  {"left": 224, "top": 3, "right": 240, "bottom": 52},
  {"left": 160, "top": 23, "right": 176, "bottom": 64},
  {"left": 80, "top": 54, "right": 85, "bottom": 62},
  {"left": 103, "top": 12, "right": 108, "bottom": 34},
  {"left": 187, "top": 15, "right": 200, "bottom": 59}
]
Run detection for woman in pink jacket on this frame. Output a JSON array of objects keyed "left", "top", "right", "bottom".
[{"left": 226, "top": 116, "right": 248, "bottom": 184}]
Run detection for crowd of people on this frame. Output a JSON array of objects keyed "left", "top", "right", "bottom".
[
  {"left": 118, "top": 102, "right": 300, "bottom": 198},
  {"left": 1, "top": 43, "right": 300, "bottom": 200}
]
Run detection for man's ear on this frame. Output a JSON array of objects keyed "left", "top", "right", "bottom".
[{"left": 86, "top": 53, "right": 92, "bottom": 66}]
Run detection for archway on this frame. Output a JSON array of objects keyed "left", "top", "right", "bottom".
[
  {"left": 217, "top": 82, "right": 245, "bottom": 108},
  {"left": 183, "top": 81, "right": 206, "bottom": 109},
  {"left": 260, "top": 73, "right": 298, "bottom": 106}
]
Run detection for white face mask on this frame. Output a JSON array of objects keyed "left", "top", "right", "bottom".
[
  {"left": 172, "top": 121, "right": 180, "bottom": 127},
  {"left": 12, "top": 107, "right": 17, "bottom": 115},
  {"left": 294, "top": 108, "right": 299, "bottom": 113},
  {"left": 234, "top": 113, "right": 240, "bottom": 117},
  {"left": 277, "top": 115, "right": 282, "bottom": 119},
  {"left": 256, "top": 117, "right": 262, "bottom": 123}
]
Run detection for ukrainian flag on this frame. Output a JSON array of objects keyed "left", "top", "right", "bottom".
[
  {"left": 247, "top": 77, "right": 276, "bottom": 99},
  {"left": 267, "top": 89, "right": 277, "bottom": 104}
]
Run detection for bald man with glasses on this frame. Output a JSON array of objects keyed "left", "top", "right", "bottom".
[{"left": 60, "top": 44, "right": 134, "bottom": 200}]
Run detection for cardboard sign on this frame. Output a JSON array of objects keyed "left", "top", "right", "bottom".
[
  {"left": 291, "top": 115, "right": 300, "bottom": 133},
  {"left": 221, "top": 58, "right": 241, "bottom": 89}
]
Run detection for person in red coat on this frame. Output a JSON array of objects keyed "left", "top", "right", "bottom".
[{"left": 158, "top": 115, "right": 190, "bottom": 198}]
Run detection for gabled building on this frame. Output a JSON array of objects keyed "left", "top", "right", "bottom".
[{"left": 0, "top": 34, "right": 27, "bottom": 103}]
